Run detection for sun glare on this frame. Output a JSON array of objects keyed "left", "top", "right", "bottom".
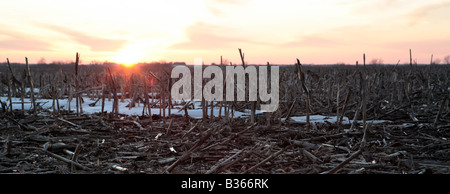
[
  {"left": 112, "top": 53, "right": 140, "bottom": 67},
  {"left": 122, "top": 61, "right": 137, "bottom": 68},
  {"left": 110, "top": 44, "right": 148, "bottom": 67}
]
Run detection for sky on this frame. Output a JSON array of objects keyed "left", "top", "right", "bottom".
[{"left": 1, "top": 0, "right": 450, "bottom": 65}]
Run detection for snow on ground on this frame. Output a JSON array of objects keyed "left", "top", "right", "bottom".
[
  {"left": 282, "top": 115, "right": 350, "bottom": 124},
  {"left": 282, "top": 115, "right": 391, "bottom": 124},
  {"left": 0, "top": 96, "right": 256, "bottom": 119},
  {"left": 0, "top": 95, "right": 390, "bottom": 124}
]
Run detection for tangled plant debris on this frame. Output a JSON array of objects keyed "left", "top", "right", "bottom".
[{"left": 0, "top": 61, "right": 449, "bottom": 174}]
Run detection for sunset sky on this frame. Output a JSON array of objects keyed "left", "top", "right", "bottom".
[{"left": 1, "top": 0, "right": 450, "bottom": 65}]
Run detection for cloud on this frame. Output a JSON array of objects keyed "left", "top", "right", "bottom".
[
  {"left": 39, "top": 24, "right": 128, "bottom": 52},
  {"left": 0, "top": 29, "right": 53, "bottom": 51},
  {"left": 0, "top": 39, "right": 53, "bottom": 51},
  {"left": 406, "top": 2, "right": 450, "bottom": 26},
  {"left": 388, "top": 39, "right": 450, "bottom": 51},
  {"left": 210, "top": 0, "right": 243, "bottom": 5},
  {"left": 207, "top": 6, "right": 225, "bottom": 17},
  {"left": 282, "top": 35, "right": 343, "bottom": 48},
  {"left": 169, "top": 22, "right": 270, "bottom": 50},
  {"left": 207, "top": 0, "right": 246, "bottom": 17}
]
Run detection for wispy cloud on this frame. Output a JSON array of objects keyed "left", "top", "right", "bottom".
[
  {"left": 388, "top": 39, "right": 450, "bottom": 51},
  {"left": 282, "top": 35, "right": 343, "bottom": 47},
  {"left": 169, "top": 22, "right": 270, "bottom": 50},
  {"left": 0, "top": 29, "right": 53, "bottom": 51},
  {"left": 207, "top": 0, "right": 246, "bottom": 17},
  {"left": 39, "top": 24, "right": 128, "bottom": 52},
  {"left": 0, "top": 39, "right": 52, "bottom": 51},
  {"left": 0, "top": 25, "right": 52, "bottom": 51},
  {"left": 210, "top": 0, "right": 243, "bottom": 5},
  {"left": 405, "top": 2, "right": 450, "bottom": 26}
]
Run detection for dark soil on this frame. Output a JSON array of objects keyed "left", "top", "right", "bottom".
[{"left": 1, "top": 111, "right": 448, "bottom": 174}]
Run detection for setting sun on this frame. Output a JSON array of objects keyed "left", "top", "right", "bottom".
[
  {"left": 110, "top": 44, "right": 146, "bottom": 67},
  {"left": 118, "top": 60, "right": 137, "bottom": 68},
  {"left": 110, "top": 55, "right": 140, "bottom": 67}
]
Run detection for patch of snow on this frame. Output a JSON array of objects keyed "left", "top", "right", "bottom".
[
  {"left": 282, "top": 115, "right": 391, "bottom": 124},
  {"left": 282, "top": 115, "right": 349, "bottom": 124},
  {"left": 0, "top": 96, "right": 251, "bottom": 119}
]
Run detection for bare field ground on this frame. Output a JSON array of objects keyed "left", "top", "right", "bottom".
[{"left": 0, "top": 63, "right": 449, "bottom": 174}]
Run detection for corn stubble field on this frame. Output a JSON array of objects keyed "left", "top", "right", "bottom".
[{"left": 0, "top": 58, "right": 449, "bottom": 174}]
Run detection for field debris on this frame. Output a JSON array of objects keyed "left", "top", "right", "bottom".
[
  {"left": 1, "top": 63, "right": 449, "bottom": 174},
  {"left": 0, "top": 111, "right": 448, "bottom": 174}
]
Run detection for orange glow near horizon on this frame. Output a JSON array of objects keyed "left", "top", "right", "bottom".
[
  {"left": 111, "top": 56, "right": 139, "bottom": 68},
  {"left": 121, "top": 62, "right": 137, "bottom": 68},
  {"left": 110, "top": 62, "right": 143, "bottom": 77}
]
